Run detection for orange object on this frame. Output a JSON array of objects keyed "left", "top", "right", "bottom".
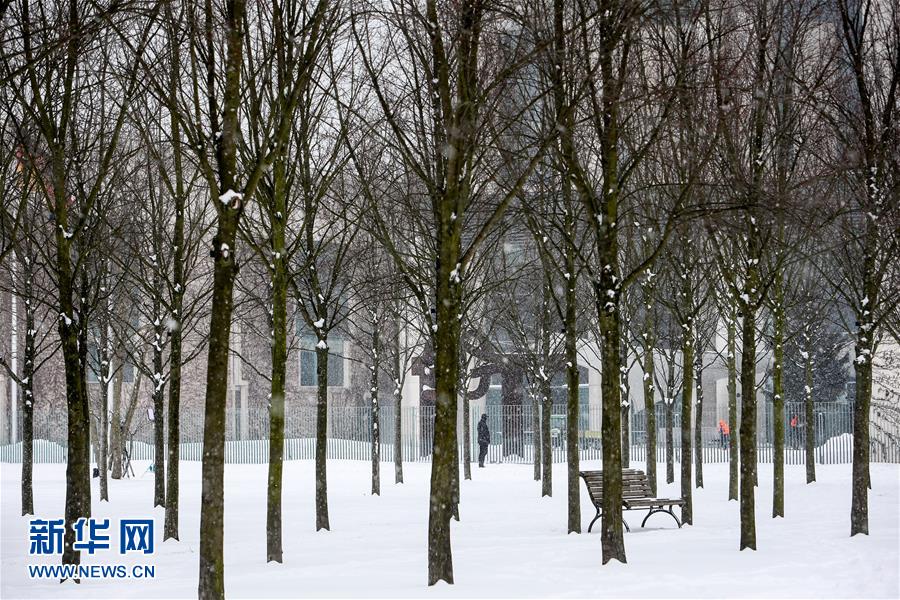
[
  {"left": 719, "top": 420, "right": 730, "bottom": 435},
  {"left": 790, "top": 415, "right": 799, "bottom": 427}
]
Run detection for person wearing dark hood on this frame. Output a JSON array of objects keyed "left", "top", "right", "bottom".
[{"left": 477, "top": 413, "right": 491, "bottom": 467}]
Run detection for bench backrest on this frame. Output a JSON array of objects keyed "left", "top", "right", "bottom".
[{"left": 579, "top": 469, "right": 652, "bottom": 504}]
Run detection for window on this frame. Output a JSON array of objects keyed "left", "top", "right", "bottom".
[{"left": 298, "top": 321, "right": 345, "bottom": 387}]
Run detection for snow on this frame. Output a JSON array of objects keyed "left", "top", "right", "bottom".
[
  {"left": 219, "top": 189, "right": 242, "bottom": 206},
  {"left": 315, "top": 340, "right": 327, "bottom": 350},
  {"left": 1, "top": 461, "right": 897, "bottom": 598},
  {"left": 313, "top": 319, "right": 325, "bottom": 329}
]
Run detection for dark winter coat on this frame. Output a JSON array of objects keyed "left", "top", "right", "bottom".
[{"left": 477, "top": 418, "right": 491, "bottom": 446}]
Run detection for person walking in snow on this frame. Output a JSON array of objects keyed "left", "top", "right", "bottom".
[
  {"left": 718, "top": 419, "right": 730, "bottom": 448},
  {"left": 477, "top": 413, "right": 491, "bottom": 467}
]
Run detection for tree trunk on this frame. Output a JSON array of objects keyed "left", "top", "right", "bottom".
[
  {"left": 772, "top": 275, "right": 785, "bottom": 518},
  {"left": 462, "top": 379, "right": 471, "bottom": 481},
  {"left": 198, "top": 215, "right": 240, "bottom": 599},
  {"left": 642, "top": 316, "right": 657, "bottom": 496},
  {"left": 565, "top": 272, "right": 580, "bottom": 532},
  {"left": 109, "top": 353, "right": 124, "bottom": 480},
  {"left": 597, "top": 288, "right": 626, "bottom": 564},
  {"left": 152, "top": 312, "right": 166, "bottom": 508},
  {"left": 666, "top": 396, "right": 675, "bottom": 484},
  {"left": 533, "top": 387, "right": 542, "bottom": 482},
  {"left": 727, "top": 312, "right": 738, "bottom": 501},
  {"left": 315, "top": 344, "right": 330, "bottom": 531},
  {"left": 57, "top": 223, "right": 91, "bottom": 569},
  {"left": 164, "top": 12, "right": 187, "bottom": 539},
  {"left": 739, "top": 300, "right": 758, "bottom": 550},
  {"left": 197, "top": 0, "right": 246, "bottom": 594},
  {"left": 265, "top": 157, "right": 288, "bottom": 561},
  {"left": 694, "top": 351, "right": 704, "bottom": 489},
  {"left": 804, "top": 341, "right": 815, "bottom": 483},
  {"left": 540, "top": 281, "right": 552, "bottom": 495},
  {"left": 680, "top": 325, "right": 693, "bottom": 526},
  {"left": 97, "top": 319, "right": 110, "bottom": 502},
  {"left": 371, "top": 318, "right": 381, "bottom": 496},
  {"left": 850, "top": 328, "right": 873, "bottom": 536},
  {"left": 393, "top": 324, "right": 404, "bottom": 484},
  {"left": 541, "top": 379, "right": 553, "bottom": 497},
  {"left": 427, "top": 223, "right": 461, "bottom": 585},
  {"left": 21, "top": 283, "right": 35, "bottom": 514}
]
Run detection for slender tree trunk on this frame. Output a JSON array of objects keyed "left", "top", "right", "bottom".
[
  {"left": 552, "top": 0, "right": 580, "bottom": 534},
  {"left": 533, "top": 387, "right": 542, "bottom": 482},
  {"left": 152, "top": 302, "right": 166, "bottom": 508},
  {"left": 197, "top": 217, "right": 240, "bottom": 599},
  {"left": 266, "top": 158, "right": 288, "bottom": 561},
  {"left": 694, "top": 351, "right": 704, "bottom": 489},
  {"left": 565, "top": 271, "right": 580, "bottom": 532},
  {"left": 21, "top": 270, "right": 35, "bottom": 514},
  {"left": 19, "top": 256, "right": 37, "bottom": 513},
  {"left": 392, "top": 321, "right": 405, "bottom": 483},
  {"left": 315, "top": 344, "right": 330, "bottom": 531},
  {"left": 371, "top": 317, "right": 381, "bottom": 496},
  {"left": 849, "top": 218, "right": 878, "bottom": 535},
  {"left": 804, "top": 339, "right": 815, "bottom": 483},
  {"left": 680, "top": 324, "right": 694, "bottom": 525},
  {"left": 621, "top": 332, "right": 630, "bottom": 468},
  {"left": 541, "top": 379, "right": 553, "bottom": 497},
  {"left": 462, "top": 377, "right": 471, "bottom": 481},
  {"left": 427, "top": 217, "right": 461, "bottom": 585},
  {"left": 57, "top": 214, "right": 91, "bottom": 569},
  {"left": 666, "top": 388, "right": 675, "bottom": 484},
  {"left": 164, "top": 7, "right": 187, "bottom": 538},
  {"left": 597, "top": 288, "right": 626, "bottom": 563},
  {"left": 642, "top": 316, "right": 657, "bottom": 496},
  {"left": 739, "top": 299, "right": 758, "bottom": 550},
  {"left": 196, "top": 1, "right": 246, "bottom": 595},
  {"left": 850, "top": 324, "right": 873, "bottom": 536},
  {"left": 772, "top": 275, "right": 785, "bottom": 518},
  {"left": 109, "top": 353, "right": 124, "bottom": 480},
  {"left": 727, "top": 312, "right": 738, "bottom": 501},
  {"left": 97, "top": 319, "right": 110, "bottom": 502},
  {"left": 540, "top": 281, "right": 552, "bottom": 495}
]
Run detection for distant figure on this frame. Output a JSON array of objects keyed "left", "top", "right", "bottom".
[
  {"left": 477, "top": 414, "right": 491, "bottom": 468},
  {"left": 718, "top": 419, "right": 730, "bottom": 448},
  {"left": 790, "top": 415, "right": 799, "bottom": 448}
]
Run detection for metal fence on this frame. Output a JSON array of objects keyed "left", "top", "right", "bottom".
[{"left": 1, "top": 400, "right": 897, "bottom": 465}]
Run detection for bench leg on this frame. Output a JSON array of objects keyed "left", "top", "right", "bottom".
[
  {"left": 587, "top": 508, "right": 601, "bottom": 533},
  {"left": 640, "top": 506, "right": 683, "bottom": 529},
  {"left": 587, "top": 508, "right": 630, "bottom": 533}
]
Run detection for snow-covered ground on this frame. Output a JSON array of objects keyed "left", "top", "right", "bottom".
[{"left": 1, "top": 459, "right": 897, "bottom": 599}]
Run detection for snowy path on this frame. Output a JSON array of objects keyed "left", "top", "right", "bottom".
[{"left": 1, "top": 460, "right": 897, "bottom": 598}]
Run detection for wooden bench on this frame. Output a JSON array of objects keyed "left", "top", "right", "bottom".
[{"left": 580, "top": 468, "right": 684, "bottom": 532}]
